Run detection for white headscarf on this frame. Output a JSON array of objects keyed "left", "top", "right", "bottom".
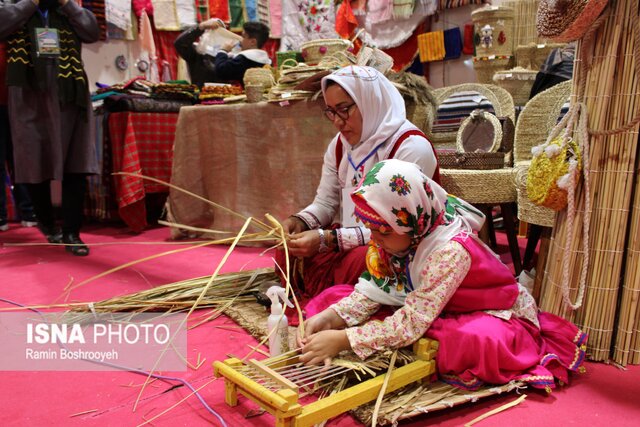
[{"left": 321, "top": 66, "right": 411, "bottom": 170}]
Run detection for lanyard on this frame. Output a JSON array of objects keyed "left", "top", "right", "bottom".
[
  {"left": 347, "top": 141, "right": 386, "bottom": 176},
  {"left": 38, "top": 9, "right": 49, "bottom": 28}
]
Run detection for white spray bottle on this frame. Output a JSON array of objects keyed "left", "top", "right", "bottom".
[{"left": 266, "top": 286, "right": 294, "bottom": 357}]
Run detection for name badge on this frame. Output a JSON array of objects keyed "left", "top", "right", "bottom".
[{"left": 34, "top": 27, "right": 61, "bottom": 58}]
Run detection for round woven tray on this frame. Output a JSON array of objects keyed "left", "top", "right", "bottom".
[{"left": 456, "top": 111, "right": 503, "bottom": 153}]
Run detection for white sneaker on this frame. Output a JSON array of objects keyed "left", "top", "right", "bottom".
[
  {"left": 0, "top": 221, "right": 8, "bottom": 231},
  {"left": 21, "top": 220, "right": 38, "bottom": 228}
]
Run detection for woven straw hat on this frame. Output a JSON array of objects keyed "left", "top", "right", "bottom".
[{"left": 536, "top": 0, "right": 609, "bottom": 42}]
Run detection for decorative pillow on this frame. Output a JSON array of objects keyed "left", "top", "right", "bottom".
[{"left": 432, "top": 91, "right": 495, "bottom": 133}]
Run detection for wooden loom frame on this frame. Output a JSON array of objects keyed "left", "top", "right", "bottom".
[{"left": 213, "top": 338, "right": 438, "bottom": 427}]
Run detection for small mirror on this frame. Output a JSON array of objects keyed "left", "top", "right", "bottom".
[{"left": 457, "top": 110, "right": 502, "bottom": 153}]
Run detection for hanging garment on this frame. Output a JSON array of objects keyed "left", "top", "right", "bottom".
[
  {"left": 280, "top": 0, "right": 338, "bottom": 51},
  {"left": 417, "top": 30, "right": 445, "bottom": 62},
  {"left": 462, "top": 22, "right": 474, "bottom": 55},
  {"left": 367, "top": 0, "right": 393, "bottom": 24},
  {"left": 443, "top": 27, "right": 462, "bottom": 59},
  {"left": 209, "top": 0, "right": 231, "bottom": 23},
  {"left": 150, "top": 0, "right": 180, "bottom": 30}
]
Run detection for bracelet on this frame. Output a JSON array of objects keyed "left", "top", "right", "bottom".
[
  {"left": 317, "top": 229, "right": 329, "bottom": 253},
  {"left": 330, "top": 229, "right": 339, "bottom": 252}
]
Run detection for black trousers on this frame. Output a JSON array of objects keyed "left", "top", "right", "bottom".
[{"left": 26, "top": 174, "right": 87, "bottom": 234}]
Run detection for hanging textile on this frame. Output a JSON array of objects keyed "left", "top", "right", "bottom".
[
  {"left": 83, "top": 0, "right": 108, "bottom": 40},
  {"left": 268, "top": 0, "right": 283, "bottom": 37},
  {"left": 358, "top": 0, "right": 437, "bottom": 50},
  {"left": 152, "top": 30, "right": 181, "bottom": 81},
  {"left": 443, "top": 27, "right": 462, "bottom": 59},
  {"left": 139, "top": 10, "right": 160, "bottom": 82},
  {"left": 133, "top": 0, "right": 154, "bottom": 17},
  {"left": 229, "top": 0, "right": 244, "bottom": 28},
  {"left": 439, "top": 0, "right": 487, "bottom": 9},
  {"left": 245, "top": 0, "right": 258, "bottom": 21},
  {"left": 417, "top": 30, "right": 445, "bottom": 62},
  {"left": 175, "top": 0, "right": 197, "bottom": 28},
  {"left": 393, "top": 0, "right": 415, "bottom": 20},
  {"left": 280, "top": 0, "right": 338, "bottom": 51},
  {"left": 257, "top": 0, "right": 271, "bottom": 29},
  {"left": 105, "top": 0, "right": 132, "bottom": 32},
  {"left": 209, "top": 0, "right": 231, "bottom": 23},
  {"left": 335, "top": 0, "right": 359, "bottom": 39},
  {"left": 150, "top": 0, "right": 180, "bottom": 30},
  {"left": 462, "top": 22, "right": 474, "bottom": 55},
  {"left": 367, "top": 0, "right": 393, "bottom": 24},
  {"left": 382, "top": 20, "right": 425, "bottom": 71}
]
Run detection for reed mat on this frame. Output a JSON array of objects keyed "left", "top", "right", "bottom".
[{"left": 222, "top": 300, "right": 523, "bottom": 425}]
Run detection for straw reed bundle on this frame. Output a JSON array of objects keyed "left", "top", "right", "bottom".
[{"left": 538, "top": 0, "right": 640, "bottom": 364}]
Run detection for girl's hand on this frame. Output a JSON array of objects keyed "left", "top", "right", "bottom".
[
  {"left": 287, "top": 230, "right": 320, "bottom": 257},
  {"left": 299, "top": 330, "right": 351, "bottom": 366},
  {"left": 297, "top": 309, "right": 345, "bottom": 347}
]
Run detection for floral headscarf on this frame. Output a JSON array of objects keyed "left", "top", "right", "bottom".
[{"left": 351, "top": 159, "right": 485, "bottom": 305}]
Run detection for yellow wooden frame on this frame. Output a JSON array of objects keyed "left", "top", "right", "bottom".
[{"left": 213, "top": 338, "right": 438, "bottom": 427}]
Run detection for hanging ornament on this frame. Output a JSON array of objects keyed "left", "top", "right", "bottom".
[{"left": 498, "top": 31, "right": 506, "bottom": 45}]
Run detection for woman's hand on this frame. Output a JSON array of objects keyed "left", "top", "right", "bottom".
[
  {"left": 281, "top": 216, "right": 308, "bottom": 235},
  {"left": 287, "top": 230, "right": 321, "bottom": 258},
  {"left": 299, "top": 330, "right": 351, "bottom": 366}
]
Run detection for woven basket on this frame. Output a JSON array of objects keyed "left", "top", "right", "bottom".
[
  {"left": 493, "top": 67, "right": 538, "bottom": 106},
  {"left": 245, "top": 84, "right": 264, "bottom": 103},
  {"left": 471, "top": 5, "right": 515, "bottom": 58},
  {"left": 515, "top": 163, "right": 556, "bottom": 227},
  {"left": 300, "top": 39, "right": 353, "bottom": 65},
  {"left": 473, "top": 56, "right": 514, "bottom": 84},
  {"left": 515, "top": 42, "right": 566, "bottom": 70},
  {"left": 276, "top": 51, "right": 302, "bottom": 68},
  {"left": 456, "top": 111, "right": 503, "bottom": 153},
  {"left": 243, "top": 67, "right": 275, "bottom": 90},
  {"left": 439, "top": 152, "right": 506, "bottom": 170}
]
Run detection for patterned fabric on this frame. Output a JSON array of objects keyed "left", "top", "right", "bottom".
[
  {"left": 108, "top": 112, "right": 177, "bottom": 231},
  {"left": 350, "top": 159, "right": 484, "bottom": 304},
  {"left": 209, "top": 0, "right": 230, "bottom": 22},
  {"left": 438, "top": 0, "right": 487, "bottom": 9},
  {"left": 280, "top": 0, "right": 338, "bottom": 51},
  {"left": 152, "top": 30, "right": 181, "bottom": 81}
]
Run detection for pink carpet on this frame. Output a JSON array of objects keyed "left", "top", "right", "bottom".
[{"left": 0, "top": 223, "right": 638, "bottom": 427}]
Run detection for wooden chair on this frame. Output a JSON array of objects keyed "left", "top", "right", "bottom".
[{"left": 434, "top": 84, "right": 522, "bottom": 275}]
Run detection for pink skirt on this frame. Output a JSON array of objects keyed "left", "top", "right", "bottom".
[{"left": 304, "top": 286, "right": 587, "bottom": 391}]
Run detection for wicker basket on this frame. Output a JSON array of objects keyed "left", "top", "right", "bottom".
[
  {"left": 438, "top": 152, "right": 506, "bottom": 170},
  {"left": 276, "top": 51, "right": 303, "bottom": 68},
  {"left": 473, "top": 56, "right": 514, "bottom": 84},
  {"left": 243, "top": 67, "right": 275, "bottom": 91},
  {"left": 471, "top": 5, "right": 515, "bottom": 58},
  {"left": 245, "top": 84, "right": 264, "bottom": 103},
  {"left": 515, "top": 42, "right": 566, "bottom": 70},
  {"left": 300, "top": 39, "right": 353, "bottom": 65},
  {"left": 493, "top": 67, "right": 538, "bottom": 106}
]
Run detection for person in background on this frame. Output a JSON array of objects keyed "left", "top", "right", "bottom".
[
  {"left": 0, "top": 0, "right": 100, "bottom": 255},
  {"left": 0, "top": 40, "right": 37, "bottom": 231},
  {"left": 276, "top": 66, "right": 440, "bottom": 304},
  {"left": 174, "top": 19, "right": 271, "bottom": 87},
  {"left": 299, "top": 159, "right": 587, "bottom": 395},
  {"left": 529, "top": 42, "right": 576, "bottom": 99}
]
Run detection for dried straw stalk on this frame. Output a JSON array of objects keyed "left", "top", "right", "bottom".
[{"left": 539, "top": 0, "right": 640, "bottom": 362}]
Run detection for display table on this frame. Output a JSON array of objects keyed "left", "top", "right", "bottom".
[
  {"left": 168, "top": 100, "right": 337, "bottom": 236},
  {"left": 109, "top": 111, "right": 178, "bottom": 231}
]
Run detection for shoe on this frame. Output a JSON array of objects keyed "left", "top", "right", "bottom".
[
  {"left": 63, "top": 232, "right": 89, "bottom": 256},
  {"left": 21, "top": 213, "right": 38, "bottom": 228},
  {"left": 38, "top": 225, "right": 63, "bottom": 244},
  {"left": 0, "top": 219, "right": 8, "bottom": 232}
]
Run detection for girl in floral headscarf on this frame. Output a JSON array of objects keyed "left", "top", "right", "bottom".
[{"left": 299, "top": 159, "right": 586, "bottom": 392}]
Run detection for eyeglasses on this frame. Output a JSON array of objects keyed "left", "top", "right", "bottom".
[{"left": 324, "top": 103, "right": 356, "bottom": 122}]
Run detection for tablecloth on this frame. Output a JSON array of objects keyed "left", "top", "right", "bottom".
[
  {"left": 167, "top": 100, "right": 337, "bottom": 237},
  {"left": 108, "top": 111, "right": 178, "bottom": 231}
]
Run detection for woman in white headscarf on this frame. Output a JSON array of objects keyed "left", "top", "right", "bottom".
[{"left": 276, "top": 65, "right": 439, "bottom": 303}]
